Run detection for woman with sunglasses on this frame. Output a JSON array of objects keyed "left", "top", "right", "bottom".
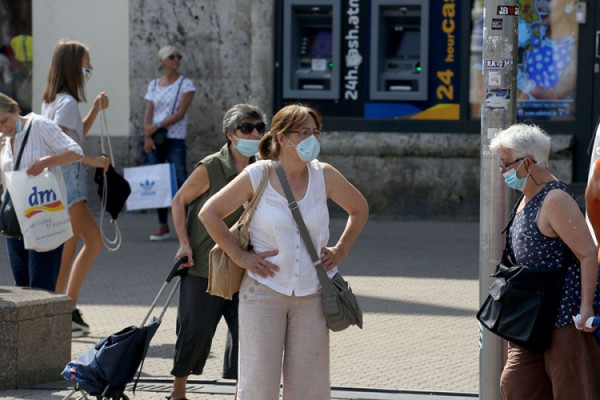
[
  {"left": 143, "top": 44, "right": 195, "bottom": 241},
  {"left": 200, "top": 104, "right": 369, "bottom": 399},
  {"left": 167, "top": 104, "right": 267, "bottom": 400},
  {"left": 490, "top": 124, "right": 600, "bottom": 399}
]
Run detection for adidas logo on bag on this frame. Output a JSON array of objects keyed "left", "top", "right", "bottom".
[{"left": 140, "top": 179, "right": 156, "bottom": 196}]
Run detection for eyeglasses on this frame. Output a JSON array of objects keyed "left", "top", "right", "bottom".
[
  {"left": 237, "top": 122, "right": 266, "bottom": 135},
  {"left": 499, "top": 158, "right": 524, "bottom": 170},
  {"left": 289, "top": 128, "right": 321, "bottom": 139},
  {"left": 167, "top": 54, "right": 183, "bottom": 60}
]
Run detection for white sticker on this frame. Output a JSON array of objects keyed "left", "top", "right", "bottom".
[
  {"left": 488, "top": 71, "right": 501, "bottom": 86},
  {"left": 311, "top": 59, "right": 327, "bottom": 72}
]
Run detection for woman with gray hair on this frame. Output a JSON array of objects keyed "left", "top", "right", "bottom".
[
  {"left": 167, "top": 103, "right": 267, "bottom": 400},
  {"left": 490, "top": 123, "right": 600, "bottom": 399},
  {"left": 143, "top": 44, "right": 196, "bottom": 241}
]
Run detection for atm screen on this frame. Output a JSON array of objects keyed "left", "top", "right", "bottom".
[
  {"left": 304, "top": 29, "right": 332, "bottom": 56},
  {"left": 388, "top": 29, "right": 420, "bottom": 58}
]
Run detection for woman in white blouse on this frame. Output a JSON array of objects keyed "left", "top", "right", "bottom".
[
  {"left": 143, "top": 44, "right": 196, "bottom": 241},
  {"left": 200, "top": 104, "right": 369, "bottom": 400},
  {"left": 0, "top": 92, "right": 83, "bottom": 291}
]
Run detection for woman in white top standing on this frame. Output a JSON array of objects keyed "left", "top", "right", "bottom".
[
  {"left": 42, "top": 39, "right": 110, "bottom": 337},
  {"left": 143, "top": 44, "right": 196, "bottom": 241},
  {"left": 0, "top": 92, "right": 83, "bottom": 292},
  {"left": 200, "top": 104, "right": 369, "bottom": 400}
]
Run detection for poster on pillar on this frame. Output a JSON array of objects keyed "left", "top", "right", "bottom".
[
  {"left": 364, "top": 0, "right": 462, "bottom": 120},
  {"left": 516, "top": 0, "right": 577, "bottom": 120}
]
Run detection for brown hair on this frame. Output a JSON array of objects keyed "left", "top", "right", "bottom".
[
  {"left": 0, "top": 92, "right": 19, "bottom": 114},
  {"left": 258, "top": 104, "right": 322, "bottom": 160},
  {"left": 42, "top": 39, "right": 88, "bottom": 103}
]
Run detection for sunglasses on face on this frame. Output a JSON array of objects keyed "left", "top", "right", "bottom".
[
  {"left": 167, "top": 54, "right": 183, "bottom": 60},
  {"left": 237, "top": 122, "right": 266, "bottom": 135}
]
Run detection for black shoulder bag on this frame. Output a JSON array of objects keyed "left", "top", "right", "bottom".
[
  {"left": 274, "top": 161, "right": 363, "bottom": 332},
  {"left": 0, "top": 121, "right": 33, "bottom": 238},
  {"left": 151, "top": 76, "right": 184, "bottom": 147},
  {"left": 476, "top": 195, "right": 568, "bottom": 353}
]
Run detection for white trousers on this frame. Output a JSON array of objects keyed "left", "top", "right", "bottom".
[{"left": 236, "top": 274, "right": 330, "bottom": 400}]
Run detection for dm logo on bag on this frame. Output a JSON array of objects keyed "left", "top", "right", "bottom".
[
  {"left": 140, "top": 179, "right": 156, "bottom": 196},
  {"left": 24, "top": 185, "right": 65, "bottom": 218}
]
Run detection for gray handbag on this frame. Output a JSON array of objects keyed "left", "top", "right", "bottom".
[{"left": 274, "top": 161, "right": 363, "bottom": 332}]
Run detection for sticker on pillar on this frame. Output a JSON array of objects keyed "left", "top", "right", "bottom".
[
  {"left": 485, "top": 88, "right": 510, "bottom": 111},
  {"left": 497, "top": 5, "right": 519, "bottom": 16},
  {"left": 491, "top": 19, "right": 503, "bottom": 30},
  {"left": 486, "top": 60, "right": 514, "bottom": 70},
  {"left": 488, "top": 71, "right": 502, "bottom": 86},
  {"left": 487, "top": 128, "right": 500, "bottom": 140}
]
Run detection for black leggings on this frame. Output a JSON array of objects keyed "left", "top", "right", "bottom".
[{"left": 171, "top": 274, "right": 239, "bottom": 379}]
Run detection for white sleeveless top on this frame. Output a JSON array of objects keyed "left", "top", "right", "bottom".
[{"left": 246, "top": 160, "right": 336, "bottom": 296}]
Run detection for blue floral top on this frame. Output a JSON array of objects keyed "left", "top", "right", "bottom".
[{"left": 509, "top": 181, "right": 600, "bottom": 328}]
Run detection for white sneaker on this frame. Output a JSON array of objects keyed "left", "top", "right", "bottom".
[
  {"left": 72, "top": 308, "right": 90, "bottom": 334},
  {"left": 72, "top": 327, "right": 84, "bottom": 338},
  {"left": 150, "top": 231, "right": 172, "bottom": 241}
]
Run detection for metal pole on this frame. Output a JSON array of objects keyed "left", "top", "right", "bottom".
[{"left": 479, "top": 1, "right": 519, "bottom": 399}]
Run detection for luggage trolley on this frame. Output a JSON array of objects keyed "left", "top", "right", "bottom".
[{"left": 62, "top": 258, "right": 187, "bottom": 400}]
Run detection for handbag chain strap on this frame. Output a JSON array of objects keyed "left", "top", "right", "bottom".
[{"left": 273, "top": 161, "right": 329, "bottom": 279}]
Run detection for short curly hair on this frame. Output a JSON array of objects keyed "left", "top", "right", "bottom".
[
  {"left": 221, "top": 104, "right": 267, "bottom": 143},
  {"left": 490, "top": 123, "right": 551, "bottom": 169}
]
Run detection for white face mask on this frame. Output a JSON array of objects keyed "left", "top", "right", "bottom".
[{"left": 82, "top": 67, "right": 92, "bottom": 82}]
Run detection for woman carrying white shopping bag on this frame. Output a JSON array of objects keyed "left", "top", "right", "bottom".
[{"left": 0, "top": 92, "right": 83, "bottom": 291}]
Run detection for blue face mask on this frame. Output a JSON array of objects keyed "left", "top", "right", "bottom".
[
  {"left": 503, "top": 160, "right": 528, "bottom": 191},
  {"left": 291, "top": 134, "right": 320, "bottom": 162},
  {"left": 15, "top": 118, "right": 22, "bottom": 135},
  {"left": 235, "top": 137, "right": 260, "bottom": 157}
]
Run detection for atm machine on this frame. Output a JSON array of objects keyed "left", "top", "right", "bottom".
[
  {"left": 282, "top": 0, "right": 341, "bottom": 100},
  {"left": 370, "top": 0, "right": 429, "bottom": 101}
]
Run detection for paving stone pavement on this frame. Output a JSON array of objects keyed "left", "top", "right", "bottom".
[{"left": 0, "top": 211, "right": 481, "bottom": 399}]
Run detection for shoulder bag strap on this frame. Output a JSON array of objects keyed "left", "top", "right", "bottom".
[
  {"left": 273, "top": 161, "right": 322, "bottom": 266},
  {"left": 501, "top": 193, "right": 524, "bottom": 264},
  {"left": 153, "top": 77, "right": 183, "bottom": 116},
  {"left": 171, "top": 76, "right": 184, "bottom": 115},
  {"left": 238, "top": 161, "right": 269, "bottom": 232},
  {"left": 13, "top": 118, "right": 33, "bottom": 170}
]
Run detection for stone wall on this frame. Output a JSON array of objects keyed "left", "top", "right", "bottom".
[
  {"left": 319, "top": 132, "right": 573, "bottom": 220},
  {"left": 85, "top": 131, "right": 573, "bottom": 221},
  {"left": 128, "top": 0, "right": 274, "bottom": 167}
]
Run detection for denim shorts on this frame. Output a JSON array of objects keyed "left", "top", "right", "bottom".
[{"left": 60, "top": 162, "right": 88, "bottom": 207}]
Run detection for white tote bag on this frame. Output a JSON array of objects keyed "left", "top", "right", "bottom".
[
  {"left": 123, "top": 163, "right": 177, "bottom": 211},
  {"left": 4, "top": 169, "right": 73, "bottom": 252}
]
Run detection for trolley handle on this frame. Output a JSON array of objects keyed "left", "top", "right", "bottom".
[{"left": 166, "top": 257, "right": 188, "bottom": 283}]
